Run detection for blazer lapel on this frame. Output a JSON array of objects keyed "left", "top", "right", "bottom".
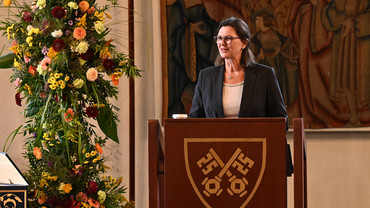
[
  {"left": 214, "top": 66, "right": 225, "bottom": 117},
  {"left": 239, "top": 65, "right": 257, "bottom": 117}
]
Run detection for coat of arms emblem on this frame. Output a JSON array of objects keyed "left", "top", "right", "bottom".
[{"left": 184, "top": 138, "right": 266, "bottom": 208}]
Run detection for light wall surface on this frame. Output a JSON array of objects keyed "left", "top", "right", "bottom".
[{"left": 1, "top": 1, "right": 370, "bottom": 208}]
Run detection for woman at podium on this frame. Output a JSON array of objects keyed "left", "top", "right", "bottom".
[
  {"left": 189, "top": 17, "right": 288, "bottom": 128},
  {"left": 189, "top": 17, "right": 293, "bottom": 176}
]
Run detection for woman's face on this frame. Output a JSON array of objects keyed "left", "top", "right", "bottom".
[{"left": 216, "top": 26, "right": 247, "bottom": 61}]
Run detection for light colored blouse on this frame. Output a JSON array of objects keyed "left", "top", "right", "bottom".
[{"left": 222, "top": 81, "right": 244, "bottom": 117}]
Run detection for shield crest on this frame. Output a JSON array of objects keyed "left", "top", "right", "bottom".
[{"left": 184, "top": 138, "right": 266, "bottom": 208}]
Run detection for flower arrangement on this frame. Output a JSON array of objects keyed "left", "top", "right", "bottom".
[{"left": 1, "top": 0, "right": 140, "bottom": 207}]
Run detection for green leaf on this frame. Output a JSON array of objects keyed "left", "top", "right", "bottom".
[
  {"left": 26, "top": 99, "right": 42, "bottom": 117},
  {"left": 97, "top": 107, "right": 119, "bottom": 143},
  {"left": 0, "top": 53, "right": 16, "bottom": 68}
]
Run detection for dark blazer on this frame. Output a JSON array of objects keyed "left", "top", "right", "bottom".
[
  {"left": 189, "top": 63, "right": 288, "bottom": 128},
  {"left": 189, "top": 63, "right": 292, "bottom": 175}
]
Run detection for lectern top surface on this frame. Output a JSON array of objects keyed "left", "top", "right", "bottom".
[{"left": 0, "top": 152, "right": 28, "bottom": 186}]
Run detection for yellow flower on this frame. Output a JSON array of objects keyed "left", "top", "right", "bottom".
[
  {"left": 65, "top": 76, "right": 70, "bottom": 81},
  {"left": 25, "top": 52, "right": 32, "bottom": 58},
  {"left": 7, "top": 24, "right": 14, "bottom": 39},
  {"left": 92, "top": 155, "right": 101, "bottom": 163},
  {"left": 60, "top": 83, "right": 66, "bottom": 89},
  {"left": 4, "top": 0, "right": 12, "bottom": 7},
  {"left": 90, "top": 150, "right": 97, "bottom": 157},
  {"left": 24, "top": 84, "right": 32, "bottom": 95},
  {"left": 26, "top": 36, "right": 33, "bottom": 46},
  {"left": 119, "top": 60, "right": 129, "bottom": 66},
  {"left": 63, "top": 184, "right": 72, "bottom": 193},
  {"left": 49, "top": 84, "right": 57, "bottom": 90},
  {"left": 76, "top": 14, "right": 87, "bottom": 28},
  {"left": 9, "top": 44, "right": 21, "bottom": 55},
  {"left": 94, "top": 11, "right": 105, "bottom": 20},
  {"left": 27, "top": 28, "right": 41, "bottom": 36},
  {"left": 114, "top": 71, "right": 123, "bottom": 78},
  {"left": 98, "top": 190, "right": 106, "bottom": 203},
  {"left": 39, "top": 179, "right": 48, "bottom": 187},
  {"left": 116, "top": 176, "right": 123, "bottom": 185},
  {"left": 54, "top": 73, "right": 60, "bottom": 79},
  {"left": 58, "top": 80, "right": 64, "bottom": 85},
  {"left": 99, "top": 47, "right": 112, "bottom": 59},
  {"left": 85, "top": 153, "right": 90, "bottom": 158},
  {"left": 13, "top": 59, "right": 21, "bottom": 70},
  {"left": 47, "top": 176, "right": 58, "bottom": 181},
  {"left": 105, "top": 12, "right": 112, "bottom": 19},
  {"left": 47, "top": 47, "right": 58, "bottom": 59},
  {"left": 58, "top": 183, "right": 72, "bottom": 194},
  {"left": 48, "top": 77, "right": 56, "bottom": 83}
]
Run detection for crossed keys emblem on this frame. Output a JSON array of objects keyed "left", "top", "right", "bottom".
[
  {"left": 197, "top": 148, "right": 254, "bottom": 197},
  {"left": 184, "top": 138, "right": 266, "bottom": 208}
]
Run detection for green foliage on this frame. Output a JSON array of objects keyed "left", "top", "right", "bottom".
[
  {"left": 0, "top": 0, "right": 140, "bottom": 207},
  {"left": 97, "top": 106, "right": 119, "bottom": 143},
  {"left": 0, "top": 53, "right": 16, "bottom": 68}
]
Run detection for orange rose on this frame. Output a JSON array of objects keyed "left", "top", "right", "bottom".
[
  {"left": 73, "top": 27, "right": 86, "bottom": 40},
  {"left": 33, "top": 147, "right": 42, "bottom": 159},
  {"left": 79, "top": 1, "right": 90, "bottom": 13},
  {"left": 87, "top": 6, "right": 95, "bottom": 14}
]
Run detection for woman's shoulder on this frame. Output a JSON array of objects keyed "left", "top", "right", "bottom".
[
  {"left": 201, "top": 65, "right": 223, "bottom": 72},
  {"left": 247, "top": 62, "right": 274, "bottom": 73},
  {"left": 199, "top": 65, "right": 224, "bottom": 75}
]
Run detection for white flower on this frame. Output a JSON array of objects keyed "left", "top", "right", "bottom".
[
  {"left": 76, "top": 41, "right": 89, "bottom": 54},
  {"left": 73, "top": 78, "right": 85, "bottom": 89},
  {"left": 36, "top": 0, "right": 46, "bottom": 9},
  {"left": 86, "top": 68, "right": 98, "bottom": 81},
  {"left": 51, "top": 30, "right": 63, "bottom": 38},
  {"left": 68, "top": 2, "right": 79, "bottom": 10},
  {"left": 27, "top": 25, "right": 34, "bottom": 32},
  {"left": 97, "top": 190, "right": 106, "bottom": 203},
  {"left": 36, "top": 64, "right": 47, "bottom": 76},
  {"left": 94, "top": 21, "right": 105, "bottom": 34}
]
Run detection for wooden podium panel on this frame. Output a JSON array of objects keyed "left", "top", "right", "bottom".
[{"left": 163, "top": 118, "right": 287, "bottom": 208}]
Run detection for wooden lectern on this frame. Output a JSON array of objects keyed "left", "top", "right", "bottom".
[{"left": 148, "top": 118, "right": 307, "bottom": 208}]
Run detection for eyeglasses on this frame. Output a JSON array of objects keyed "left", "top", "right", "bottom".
[{"left": 213, "top": 36, "right": 241, "bottom": 45}]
